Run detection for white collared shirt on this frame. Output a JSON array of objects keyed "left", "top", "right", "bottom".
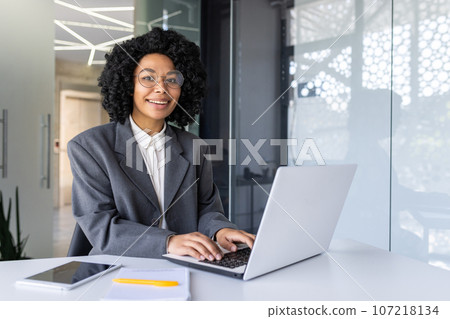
[{"left": 129, "top": 115, "right": 167, "bottom": 229}]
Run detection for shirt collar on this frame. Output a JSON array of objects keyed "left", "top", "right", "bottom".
[{"left": 129, "top": 114, "right": 166, "bottom": 151}]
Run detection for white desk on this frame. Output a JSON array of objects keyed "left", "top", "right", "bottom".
[{"left": 1, "top": 239, "right": 450, "bottom": 301}]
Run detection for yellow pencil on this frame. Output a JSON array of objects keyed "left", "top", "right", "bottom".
[{"left": 113, "top": 278, "right": 179, "bottom": 287}]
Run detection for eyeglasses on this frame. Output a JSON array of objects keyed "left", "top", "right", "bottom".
[{"left": 135, "top": 68, "right": 184, "bottom": 89}]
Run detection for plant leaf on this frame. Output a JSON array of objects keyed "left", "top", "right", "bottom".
[
  {"left": 0, "top": 188, "right": 28, "bottom": 260},
  {"left": 15, "top": 186, "right": 21, "bottom": 255}
]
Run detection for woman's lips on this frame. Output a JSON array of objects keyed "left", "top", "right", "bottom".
[
  {"left": 147, "top": 99, "right": 168, "bottom": 105},
  {"left": 146, "top": 99, "right": 170, "bottom": 109}
]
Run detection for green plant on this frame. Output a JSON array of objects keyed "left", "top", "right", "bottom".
[{"left": 0, "top": 187, "right": 28, "bottom": 260}]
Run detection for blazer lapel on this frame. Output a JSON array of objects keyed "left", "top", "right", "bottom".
[
  {"left": 114, "top": 118, "right": 161, "bottom": 212},
  {"left": 163, "top": 125, "right": 189, "bottom": 212}
]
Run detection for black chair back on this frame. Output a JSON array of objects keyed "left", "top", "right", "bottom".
[{"left": 67, "top": 224, "right": 93, "bottom": 256}]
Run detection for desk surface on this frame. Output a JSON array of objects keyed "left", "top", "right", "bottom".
[{"left": 1, "top": 239, "right": 449, "bottom": 301}]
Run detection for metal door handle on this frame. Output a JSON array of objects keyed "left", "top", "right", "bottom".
[
  {"left": 0, "top": 109, "right": 7, "bottom": 178},
  {"left": 40, "top": 114, "right": 51, "bottom": 189}
]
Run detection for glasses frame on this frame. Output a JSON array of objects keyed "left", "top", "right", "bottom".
[{"left": 134, "top": 68, "right": 184, "bottom": 89}]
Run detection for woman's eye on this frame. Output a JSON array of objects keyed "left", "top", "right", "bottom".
[
  {"left": 166, "top": 78, "right": 177, "bottom": 83},
  {"left": 142, "top": 76, "right": 155, "bottom": 81}
]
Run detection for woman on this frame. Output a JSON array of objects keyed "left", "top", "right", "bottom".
[{"left": 68, "top": 28, "right": 254, "bottom": 260}]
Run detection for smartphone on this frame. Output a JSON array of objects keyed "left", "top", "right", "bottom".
[{"left": 16, "top": 261, "right": 121, "bottom": 290}]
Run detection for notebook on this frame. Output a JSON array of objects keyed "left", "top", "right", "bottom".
[{"left": 163, "top": 164, "right": 356, "bottom": 280}]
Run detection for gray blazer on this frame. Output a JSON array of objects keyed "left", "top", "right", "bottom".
[{"left": 68, "top": 118, "right": 236, "bottom": 258}]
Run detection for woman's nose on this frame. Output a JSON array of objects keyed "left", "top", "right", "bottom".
[{"left": 153, "top": 80, "right": 168, "bottom": 93}]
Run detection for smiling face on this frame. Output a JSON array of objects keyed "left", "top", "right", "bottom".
[{"left": 131, "top": 53, "right": 181, "bottom": 133}]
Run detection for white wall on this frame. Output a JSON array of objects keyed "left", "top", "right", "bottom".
[{"left": 0, "top": 0, "right": 55, "bottom": 258}]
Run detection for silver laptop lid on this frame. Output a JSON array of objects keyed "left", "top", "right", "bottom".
[{"left": 243, "top": 164, "right": 356, "bottom": 280}]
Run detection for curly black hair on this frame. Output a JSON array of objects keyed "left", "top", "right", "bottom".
[{"left": 98, "top": 28, "right": 207, "bottom": 127}]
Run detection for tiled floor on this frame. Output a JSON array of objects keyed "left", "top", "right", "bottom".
[{"left": 53, "top": 205, "right": 76, "bottom": 257}]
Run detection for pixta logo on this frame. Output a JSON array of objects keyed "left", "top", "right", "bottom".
[
  {"left": 126, "top": 135, "right": 325, "bottom": 173},
  {"left": 193, "top": 138, "right": 325, "bottom": 166}
]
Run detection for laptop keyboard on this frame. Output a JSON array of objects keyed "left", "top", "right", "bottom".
[{"left": 199, "top": 247, "right": 251, "bottom": 269}]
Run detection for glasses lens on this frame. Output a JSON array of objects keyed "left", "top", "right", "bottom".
[
  {"left": 137, "top": 69, "right": 184, "bottom": 89},
  {"left": 165, "top": 70, "right": 184, "bottom": 89},
  {"left": 138, "top": 69, "right": 157, "bottom": 88}
]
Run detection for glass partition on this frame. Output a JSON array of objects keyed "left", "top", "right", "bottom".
[
  {"left": 230, "top": 0, "right": 282, "bottom": 232},
  {"left": 287, "top": 0, "right": 393, "bottom": 249},
  {"left": 391, "top": 0, "right": 450, "bottom": 269},
  {"left": 135, "top": 0, "right": 450, "bottom": 269},
  {"left": 284, "top": 0, "right": 450, "bottom": 269}
]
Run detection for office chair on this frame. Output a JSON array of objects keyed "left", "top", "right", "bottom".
[{"left": 67, "top": 223, "right": 93, "bottom": 256}]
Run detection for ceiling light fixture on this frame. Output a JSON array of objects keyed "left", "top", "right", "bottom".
[
  {"left": 55, "top": 20, "right": 133, "bottom": 32},
  {"left": 55, "top": 20, "right": 93, "bottom": 47},
  {"left": 85, "top": 6, "right": 134, "bottom": 12},
  {"left": 54, "top": 0, "right": 134, "bottom": 65},
  {"left": 55, "top": 0, "right": 133, "bottom": 28}
]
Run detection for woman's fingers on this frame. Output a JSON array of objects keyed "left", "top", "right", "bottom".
[
  {"left": 215, "top": 228, "right": 256, "bottom": 251},
  {"left": 167, "top": 232, "right": 223, "bottom": 260}
]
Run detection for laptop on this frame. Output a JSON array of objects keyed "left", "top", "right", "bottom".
[{"left": 163, "top": 164, "right": 356, "bottom": 280}]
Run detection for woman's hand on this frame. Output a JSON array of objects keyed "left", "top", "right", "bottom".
[
  {"left": 215, "top": 228, "right": 256, "bottom": 252},
  {"left": 167, "top": 232, "right": 224, "bottom": 261}
]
